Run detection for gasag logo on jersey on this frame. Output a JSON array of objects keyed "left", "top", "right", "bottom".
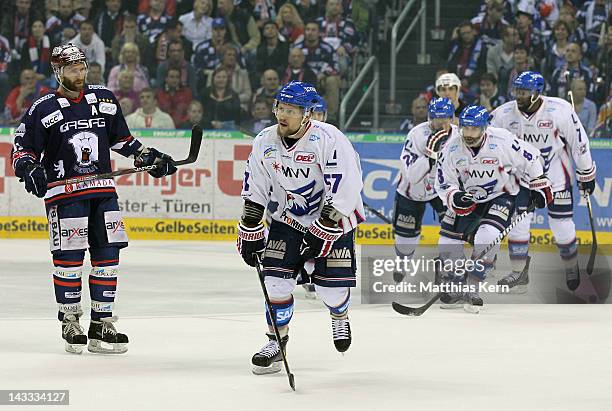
[
  {"left": 294, "top": 151, "right": 316, "bottom": 164},
  {"left": 85, "top": 93, "right": 98, "bottom": 104},
  {"left": 481, "top": 157, "right": 499, "bottom": 165},
  {"left": 537, "top": 120, "right": 553, "bottom": 129},
  {"left": 60, "top": 117, "right": 106, "bottom": 132},
  {"left": 99, "top": 101, "right": 117, "bottom": 115},
  {"left": 41, "top": 110, "right": 64, "bottom": 128},
  {"left": 68, "top": 131, "right": 99, "bottom": 173},
  {"left": 263, "top": 146, "right": 277, "bottom": 159},
  {"left": 283, "top": 180, "right": 324, "bottom": 216}
]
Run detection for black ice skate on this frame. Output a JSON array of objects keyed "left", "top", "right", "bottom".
[
  {"left": 87, "top": 316, "right": 129, "bottom": 354},
  {"left": 393, "top": 270, "right": 405, "bottom": 283},
  {"left": 331, "top": 317, "right": 351, "bottom": 353},
  {"left": 498, "top": 257, "right": 530, "bottom": 294},
  {"left": 302, "top": 283, "right": 317, "bottom": 299},
  {"left": 62, "top": 314, "right": 87, "bottom": 354},
  {"left": 566, "top": 264, "right": 580, "bottom": 291},
  {"left": 252, "top": 333, "right": 288, "bottom": 375},
  {"left": 463, "top": 292, "right": 483, "bottom": 314}
]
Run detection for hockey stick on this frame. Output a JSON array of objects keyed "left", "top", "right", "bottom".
[
  {"left": 364, "top": 202, "right": 392, "bottom": 224},
  {"left": 565, "top": 71, "right": 597, "bottom": 275},
  {"left": 392, "top": 206, "right": 534, "bottom": 316},
  {"left": 254, "top": 255, "right": 296, "bottom": 391},
  {"left": 47, "top": 125, "right": 203, "bottom": 188}
]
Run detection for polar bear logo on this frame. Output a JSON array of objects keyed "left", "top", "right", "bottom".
[{"left": 68, "top": 131, "right": 99, "bottom": 167}]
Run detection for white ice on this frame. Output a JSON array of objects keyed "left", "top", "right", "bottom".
[{"left": 1, "top": 239, "right": 611, "bottom": 411}]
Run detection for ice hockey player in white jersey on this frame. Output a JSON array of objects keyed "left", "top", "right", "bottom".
[
  {"left": 435, "top": 73, "right": 469, "bottom": 120},
  {"left": 392, "top": 97, "right": 457, "bottom": 283},
  {"left": 490, "top": 71, "right": 596, "bottom": 292},
  {"left": 237, "top": 82, "right": 365, "bottom": 374},
  {"left": 435, "top": 105, "right": 552, "bottom": 313}
]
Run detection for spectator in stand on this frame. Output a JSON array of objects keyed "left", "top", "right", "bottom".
[
  {"left": 281, "top": 46, "right": 318, "bottom": 85},
  {"left": 154, "top": 18, "right": 192, "bottom": 65},
  {"left": 111, "top": 13, "right": 151, "bottom": 71},
  {"left": 570, "top": 78, "right": 597, "bottom": 135},
  {"left": 558, "top": 4, "right": 589, "bottom": 55},
  {"left": 113, "top": 69, "right": 140, "bottom": 110},
  {"left": 446, "top": 21, "right": 487, "bottom": 89},
  {"left": 595, "top": 24, "right": 611, "bottom": 89},
  {"left": 1, "top": 0, "right": 41, "bottom": 51},
  {"left": 74, "top": 0, "right": 93, "bottom": 19},
  {"left": 478, "top": 72, "right": 505, "bottom": 111},
  {"left": 295, "top": 0, "right": 321, "bottom": 23},
  {"left": 216, "top": 0, "right": 261, "bottom": 57},
  {"left": 470, "top": 0, "right": 509, "bottom": 48},
  {"left": 435, "top": 72, "right": 467, "bottom": 118},
  {"left": 315, "top": 0, "right": 359, "bottom": 75},
  {"left": 118, "top": 97, "right": 135, "bottom": 116},
  {"left": 515, "top": 3, "right": 544, "bottom": 61},
  {"left": 276, "top": 3, "right": 305, "bottom": 44},
  {"left": 0, "top": 35, "right": 10, "bottom": 109},
  {"left": 419, "top": 67, "right": 449, "bottom": 102},
  {"left": 241, "top": 97, "right": 275, "bottom": 134},
  {"left": 253, "top": 69, "right": 280, "bottom": 108},
  {"left": 178, "top": 100, "right": 213, "bottom": 129},
  {"left": 238, "top": 0, "right": 276, "bottom": 30},
  {"left": 295, "top": 21, "right": 341, "bottom": 121},
  {"left": 200, "top": 66, "right": 242, "bottom": 129},
  {"left": 543, "top": 20, "right": 572, "bottom": 78},
  {"left": 577, "top": 0, "right": 609, "bottom": 54},
  {"left": 126, "top": 87, "right": 175, "bottom": 129},
  {"left": 213, "top": 44, "right": 252, "bottom": 111},
  {"left": 399, "top": 96, "right": 428, "bottom": 134},
  {"left": 4, "top": 68, "right": 50, "bottom": 125},
  {"left": 156, "top": 40, "right": 197, "bottom": 96},
  {"left": 179, "top": 0, "right": 212, "bottom": 47},
  {"left": 107, "top": 42, "right": 150, "bottom": 93},
  {"left": 86, "top": 61, "right": 105, "bottom": 85},
  {"left": 156, "top": 67, "right": 193, "bottom": 126},
  {"left": 486, "top": 25, "right": 518, "bottom": 84},
  {"left": 45, "top": 0, "right": 86, "bottom": 47},
  {"left": 70, "top": 20, "right": 106, "bottom": 75},
  {"left": 192, "top": 18, "right": 240, "bottom": 87},
  {"left": 137, "top": 0, "right": 171, "bottom": 44},
  {"left": 136, "top": 0, "right": 177, "bottom": 17},
  {"left": 94, "top": 0, "right": 125, "bottom": 61},
  {"left": 549, "top": 42, "right": 594, "bottom": 100},
  {"left": 502, "top": 43, "right": 531, "bottom": 98},
  {"left": 255, "top": 21, "right": 289, "bottom": 81},
  {"left": 19, "top": 19, "right": 52, "bottom": 83}
]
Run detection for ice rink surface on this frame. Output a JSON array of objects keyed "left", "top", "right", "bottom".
[{"left": 1, "top": 239, "right": 611, "bottom": 411}]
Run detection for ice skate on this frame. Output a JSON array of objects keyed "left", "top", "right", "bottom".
[
  {"left": 497, "top": 270, "right": 529, "bottom": 294},
  {"left": 331, "top": 317, "right": 351, "bottom": 353},
  {"left": 252, "top": 333, "right": 288, "bottom": 375},
  {"left": 62, "top": 314, "right": 87, "bottom": 354},
  {"left": 302, "top": 283, "right": 317, "bottom": 299},
  {"left": 87, "top": 316, "right": 129, "bottom": 354},
  {"left": 463, "top": 292, "right": 483, "bottom": 314}
]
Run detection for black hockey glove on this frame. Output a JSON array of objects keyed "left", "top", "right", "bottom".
[
  {"left": 16, "top": 159, "right": 47, "bottom": 198},
  {"left": 450, "top": 190, "right": 476, "bottom": 216},
  {"left": 577, "top": 164, "right": 596, "bottom": 196},
  {"left": 237, "top": 200, "right": 266, "bottom": 267},
  {"left": 529, "top": 176, "right": 553, "bottom": 209},
  {"left": 425, "top": 129, "right": 450, "bottom": 168},
  {"left": 134, "top": 147, "right": 178, "bottom": 178},
  {"left": 300, "top": 219, "right": 343, "bottom": 259}
]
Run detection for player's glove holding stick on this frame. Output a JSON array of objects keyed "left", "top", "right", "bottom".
[
  {"left": 14, "top": 157, "right": 48, "bottom": 198},
  {"left": 134, "top": 147, "right": 178, "bottom": 178},
  {"left": 450, "top": 190, "right": 477, "bottom": 216},
  {"left": 425, "top": 129, "right": 450, "bottom": 168},
  {"left": 237, "top": 201, "right": 266, "bottom": 267},
  {"left": 577, "top": 164, "right": 596, "bottom": 196},
  {"left": 529, "top": 175, "right": 553, "bottom": 209},
  {"left": 300, "top": 205, "right": 344, "bottom": 260}
]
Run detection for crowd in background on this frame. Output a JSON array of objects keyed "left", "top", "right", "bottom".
[
  {"left": 401, "top": 0, "right": 610, "bottom": 138},
  {"left": 0, "top": 0, "right": 375, "bottom": 132}
]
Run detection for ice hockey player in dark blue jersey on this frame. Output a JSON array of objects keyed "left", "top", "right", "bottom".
[{"left": 11, "top": 43, "right": 178, "bottom": 354}]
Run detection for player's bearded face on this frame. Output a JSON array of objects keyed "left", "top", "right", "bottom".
[
  {"left": 460, "top": 126, "right": 484, "bottom": 147},
  {"left": 62, "top": 62, "right": 87, "bottom": 92},
  {"left": 275, "top": 103, "right": 306, "bottom": 138},
  {"left": 430, "top": 118, "right": 451, "bottom": 133}
]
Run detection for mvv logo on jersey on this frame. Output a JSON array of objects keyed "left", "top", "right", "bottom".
[{"left": 294, "top": 151, "right": 316, "bottom": 164}]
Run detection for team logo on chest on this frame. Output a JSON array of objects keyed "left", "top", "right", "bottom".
[
  {"left": 68, "top": 131, "right": 99, "bottom": 173},
  {"left": 283, "top": 180, "right": 323, "bottom": 216}
]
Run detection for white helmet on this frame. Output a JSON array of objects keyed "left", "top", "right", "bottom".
[{"left": 435, "top": 73, "right": 461, "bottom": 94}]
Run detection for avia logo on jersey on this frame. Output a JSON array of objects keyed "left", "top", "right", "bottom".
[
  {"left": 537, "top": 120, "right": 553, "bottom": 129},
  {"left": 328, "top": 248, "right": 351, "bottom": 259},
  {"left": 488, "top": 203, "right": 510, "bottom": 220},
  {"left": 282, "top": 165, "right": 310, "bottom": 179},
  {"left": 267, "top": 240, "right": 287, "bottom": 251},
  {"left": 467, "top": 169, "right": 495, "bottom": 179},
  {"left": 284, "top": 180, "right": 324, "bottom": 216},
  {"left": 60, "top": 117, "right": 106, "bottom": 132},
  {"left": 294, "top": 151, "right": 316, "bottom": 164},
  {"left": 523, "top": 133, "right": 549, "bottom": 143},
  {"left": 397, "top": 214, "right": 416, "bottom": 229},
  {"left": 41, "top": 110, "right": 64, "bottom": 128},
  {"left": 481, "top": 157, "right": 499, "bottom": 165}
]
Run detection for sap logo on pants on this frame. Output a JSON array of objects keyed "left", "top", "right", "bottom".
[{"left": 275, "top": 306, "right": 294, "bottom": 323}]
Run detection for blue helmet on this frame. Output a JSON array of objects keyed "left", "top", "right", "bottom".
[
  {"left": 428, "top": 97, "right": 454, "bottom": 119},
  {"left": 512, "top": 71, "right": 545, "bottom": 93},
  {"left": 274, "top": 81, "right": 320, "bottom": 110},
  {"left": 313, "top": 97, "right": 327, "bottom": 113},
  {"left": 459, "top": 105, "right": 490, "bottom": 128}
]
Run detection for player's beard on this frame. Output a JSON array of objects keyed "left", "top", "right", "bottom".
[
  {"left": 277, "top": 121, "right": 301, "bottom": 139},
  {"left": 62, "top": 76, "right": 85, "bottom": 93}
]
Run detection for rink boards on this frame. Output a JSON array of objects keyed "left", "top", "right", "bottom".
[{"left": 0, "top": 129, "right": 611, "bottom": 245}]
